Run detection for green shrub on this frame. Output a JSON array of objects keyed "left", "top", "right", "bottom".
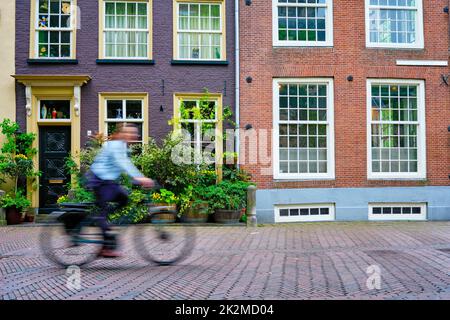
[
  {"left": 0, "top": 190, "right": 31, "bottom": 211},
  {"left": 198, "top": 180, "right": 253, "bottom": 211},
  {"left": 108, "top": 189, "right": 149, "bottom": 224}
]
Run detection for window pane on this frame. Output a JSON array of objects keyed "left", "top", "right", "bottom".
[
  {"left": 107, "top": 100, "right": 124, "bottom": 119},
  {"left": 126, "top": 100, "right": 142, "bottom": 119}
]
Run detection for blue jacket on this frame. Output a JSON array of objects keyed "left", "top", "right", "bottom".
[{"left": 90, "top": 140, "right": 143, "bottom": 181}]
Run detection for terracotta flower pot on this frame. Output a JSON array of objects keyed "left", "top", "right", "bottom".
[
  {"left": 214, "top": 209, "right": 242, "bottom": 224},
  {"left": 5, "top": 206, "right": 22, "bottom": 225}
]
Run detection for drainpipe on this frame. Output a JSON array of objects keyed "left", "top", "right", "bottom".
[{"left": 235, "top": 0, "right": 240, "bottom": 168}]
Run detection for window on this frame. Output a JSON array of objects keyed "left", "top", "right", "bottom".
[
  {"left": 366, "top": 0, "right": 423, "bottom": 49},
  {"left": 99, "top": 94, "right": 149, "bottom": 145},
  {"left": 34, "top": 0, "right": 75, "bottom": 58},
  {"left": 174, "top": 94, "right": 223, "bottom": 164},
  {"left": 276, "top": 204, "right": 335, "bottom": 222},
  {"left": 39, "top": 100, "right": 71, "bottom": 121},
  {"left": 273, "top": 79, "right": 335, "bottom": 180},
  {"left": 367, "top": 79, "right": 426, "bottom": 179},
  {"left": 273, "top": 0, "right": 333, "bottom": 47},
  {"left": 100, "top": 1, "right": 152, "bottom": 59},
  {"left": 368, "top": 203, "right": 426, "bottom": 220},
  {"left": 174, "top": 1, "right": 225, "bottom": 60}
]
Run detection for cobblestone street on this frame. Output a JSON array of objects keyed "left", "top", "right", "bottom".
[{"left": 2, "top": 222, "right": 450, "bottom": 300}]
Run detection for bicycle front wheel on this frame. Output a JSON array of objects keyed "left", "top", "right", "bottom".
[
  {"left": 134, "top": 224, "right": 195, "bottom": 266},
  {"left": 40, "top": 221, "right": 103, "bottom": 268}
]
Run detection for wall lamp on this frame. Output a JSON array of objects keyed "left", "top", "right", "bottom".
[
  {"left": 245, "top": 124, "right": 253, "bottom": 130},
  {"left": 444, "top": 6, "right": 449, "bottom": 13},
  {"left": 246, "top": 76, "right": 253, "bottom": 83},
  {"left": 245, "top": 0, "right": 252, "bottom": 5}
]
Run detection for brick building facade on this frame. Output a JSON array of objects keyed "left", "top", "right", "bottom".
[
  {"left": 239, "top": 0, "right": 450, "bottom": 222},
  {"left": 13, "top": 0, "right": 235, "bottom": 211}
]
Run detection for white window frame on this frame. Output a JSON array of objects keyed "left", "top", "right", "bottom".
[
  {"left": 178, "top": 98, "right": 219, "bottom": 163},
  {"left": 104, "top": 98, "right": 145, "bottom": 143},
  {"left": 365, "top": 0, "right": 424, "bottom": 49},
  {"left": 368, "top": 202, "right": 427, "bottom": 221},
  {"left": 272, "top": 0, "right": 334, "bottom": 47},
  {"left": 275, "top": 203, "right": 335, "bottom": 223},
  {"left": 103, "top": 1, "right": 150, "bottom": 59},
  {"left": 273, "top": 78, "right": 335, "bottom": 180},
  {"left": 34, "top": 0, "right": 75, "bottom": 59},
  {"left": 366, "top": 79, "right": 426, "bottom": 180},
  {"left": 175, "top": 1, "right": 224, "bottom": 61}
]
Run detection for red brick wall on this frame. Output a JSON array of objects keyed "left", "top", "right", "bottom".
[{"left": 240, "top": 0, "right": 450, "bottom": 189}]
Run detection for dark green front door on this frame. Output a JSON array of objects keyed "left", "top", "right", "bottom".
[{"left": 39, "top": 126, "right": 71, "bottom": 212}]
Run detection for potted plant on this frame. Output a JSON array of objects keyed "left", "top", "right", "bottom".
[
  {"left": 201, "top": 180, "right": 252, "bottom": 224},
  {"left": 24, "top": 208, "right": 35, "bottom": 223},
  {"left": 178, "top": 186, "right": 211, "bottom": 223},
  {"left": 150, "top": 189, "right": 178, "bottom": 224},
  {"left": 0, "top": 191, "right": 31, "bottom": 225},
  {"left": 0, "top": 119, "right": 40, "bottom": 225}
]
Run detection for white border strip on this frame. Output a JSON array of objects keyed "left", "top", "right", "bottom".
[
  {"left": 275, "top": 203, "right": 335, "bottom": 223},
  {"left": 396, "top": 60, "right": 448, "bottom": 67},
  {"left": 368, "top": 203, "right": 427, "bottom": 221}
]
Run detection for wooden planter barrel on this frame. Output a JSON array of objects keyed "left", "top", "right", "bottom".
[
  {"left": 214, "top": 209, "right": 242, "bottom": 224},
  {"left": 181, "top": 202, "right": 209, "bottom": 223},
  {"left": 149, "top": 203, "right": 177, "bottom": 224}
]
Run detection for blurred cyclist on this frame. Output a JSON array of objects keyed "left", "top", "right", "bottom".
[{"left": 88, "top": 123, "right": 154, "bottom": 258}]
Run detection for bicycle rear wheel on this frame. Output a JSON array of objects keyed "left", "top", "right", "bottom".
[
  {"left": 40, "top": 218, "right": 103, "bottom": 268},
  {"left": 134, "top": 224, "right": 195, "bottom": 266}
]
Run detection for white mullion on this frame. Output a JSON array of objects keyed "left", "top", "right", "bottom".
[{"left": 122, "top": 99, "right": 127, "bottom": 121}]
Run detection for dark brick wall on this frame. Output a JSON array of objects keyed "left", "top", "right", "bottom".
[{"left": 15, "top": 0, "right": 235, "bottom": 145}]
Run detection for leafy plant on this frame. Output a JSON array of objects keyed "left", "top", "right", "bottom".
[
  {"left": 0, "top": 190, "right": 31, "bottom": 211},
  {"left": 134, "top": 134, "right": 208, "bottom": 194},
  {"left": 0, "top": 119, "right": 41, "bottom": 202},
  {"left": 198, "top": 180, "right": 253, "bottom": 211},
  {"left": 109, "top": 189, "right": 149, "bottom": 224},
  {"left": 222, "top": 164, "right": 251, "bottom": 182},
  {"left": 176, "top": 185, "right": 208, "bottom": 216},
  {"left": 151, "top": 189, "right": 178, "bottom": 204}
]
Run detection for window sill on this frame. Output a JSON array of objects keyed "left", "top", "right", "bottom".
[
  {"left": 365, "top": 45, "right": 425, "bottom": 51},
  {"left": 273, "top": 44, "right": 334, "bottom": 48},
  {"left": 171, "top": 60, "right": 229, "bottom": 66},
  {"left": 27, "top": 59, "right": 78, "bottom": 64},
  {"left": 273, "top": 177, "right": 336, "bottom": 182},
  {"left": 96, "top": 59, "right": 155, "bottom": 65},
  {"left": 367, "top": 177, "right": 427, "bottom": 181}
]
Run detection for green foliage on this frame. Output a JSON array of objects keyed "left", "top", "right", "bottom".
[
  {"left": 151, "top": 188, "right": 178, "bottom": 204},
  {"left": 56, "top": 194, "right": 69, "bottom": 204},
  {"left": 134, "top": 134, "right": 208, "bottom": 195},
  {"left": 222, "top": 164, "right": 251, "bottom": 182},
  {"left": 109, "top": 189, "right": 149, "bottom": 224},
  {"left": 0, "top": 119, "right": 40, "bottom": 204},
  {"left": 0, "top": 190, "right": 31, "bottom": 211},
  {"left": 197, "top": 180, "right": 253, "bottom": 211}
]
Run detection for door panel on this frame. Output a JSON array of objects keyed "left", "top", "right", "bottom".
[{"left": 39, "top": 126, "right": 71, "bottom": 210}]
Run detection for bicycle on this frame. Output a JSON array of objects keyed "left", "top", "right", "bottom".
[{"left": 39, "top": 198, "right": 196, "bottom": 268}]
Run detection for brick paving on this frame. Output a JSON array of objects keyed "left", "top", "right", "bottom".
[{"left": 1, "top": 222, "right": 450, "bottom": 300}]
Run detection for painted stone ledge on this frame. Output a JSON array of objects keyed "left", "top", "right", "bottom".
[{"left": 0, "top": 190, "right": 6, "bottom": 226}]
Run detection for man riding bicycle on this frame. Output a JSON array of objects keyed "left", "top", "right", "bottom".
[{"left": 87, "top": 123, "right": 154, "bottom": 258}]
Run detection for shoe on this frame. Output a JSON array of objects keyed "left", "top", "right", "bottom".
[{"left": 98, "top": 248, "right": 122, "bottom": 258}]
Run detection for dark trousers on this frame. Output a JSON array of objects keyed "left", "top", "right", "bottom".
[{"left": 93, "top": 181, "right": 129, "bottom": 238}]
